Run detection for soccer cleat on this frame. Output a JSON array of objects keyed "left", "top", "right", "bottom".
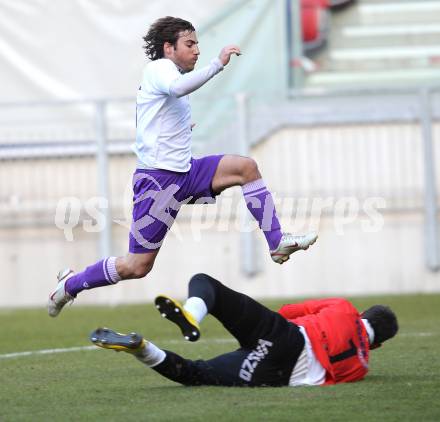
[
  {"left": 90, "top": 327, "right": 146, "bottom": 354},
  {"left": 47, "top": 269, "right": 75, "bottom": 317},
  {"left": 270, "top": 232, "right": 318, "bottom": 264},
  {"left": 154, "top": 295, "right": 200, "bottom": 342}
]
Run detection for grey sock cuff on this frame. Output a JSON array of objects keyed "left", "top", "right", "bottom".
[{"left": 104, "top": 257, "right": 121, "bottom": 284}]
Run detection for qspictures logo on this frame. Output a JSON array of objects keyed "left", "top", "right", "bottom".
[{"left": 54, "top": 173, "right": 387, "bottom": 242}]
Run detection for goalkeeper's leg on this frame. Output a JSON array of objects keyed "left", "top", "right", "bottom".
[
  {"left": 157, "top": 273, "right": 296, "bottom": 350},
  {"left": 89, "top": 326, "right": 249, "bottom": 386}
]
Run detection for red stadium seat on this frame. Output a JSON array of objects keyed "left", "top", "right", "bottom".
[
  {"left": 301, "top": 0, "right": 329, "bottom": 51},
  {"left": 328, "top": 0, "right": 353, "bottom": 7}
]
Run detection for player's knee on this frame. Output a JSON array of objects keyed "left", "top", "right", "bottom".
[
  {"left": 190, "top": 273, "right": 220, "bottom": 288},
  {"left": 241, "top": 157, "right": 260, "bottom": 183},
  {"left": 190, "top": 273, "right": 211, "bottom": 283},
  {"left": 119, "top": 251, "right": 158, "bottom": 279}
]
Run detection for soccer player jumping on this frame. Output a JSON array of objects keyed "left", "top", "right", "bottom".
[{"left": 48, "top": 17, "right": 317, "bottom": 317}]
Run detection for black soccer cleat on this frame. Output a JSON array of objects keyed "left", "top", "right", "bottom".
[
  {"left": 154, "top": 295, "right": 200, "bottom": 342},
  {"left": 90, "top": 327, "right": 146, "bottom": 354}
]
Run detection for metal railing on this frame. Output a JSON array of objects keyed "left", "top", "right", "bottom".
[{"left": 0, "top": 86, "right": 438, "bottom": 271}]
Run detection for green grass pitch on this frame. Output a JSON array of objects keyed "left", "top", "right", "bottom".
[{"left": 1, "top": 294, "right": 439, "bottom": 421}]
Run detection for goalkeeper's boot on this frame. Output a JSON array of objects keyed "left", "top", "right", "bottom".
[
  {"left": 155, "top": 295, "right": 200, "bottom": 342},
  {"left": 47, "top": 269, "right": 75, "bottom": 317},
  {"left": 270, "top": 232, "right": 318, "bottom": 264},
  {"left": 90, "top": 327, "right": 146, "bottom": 354}
]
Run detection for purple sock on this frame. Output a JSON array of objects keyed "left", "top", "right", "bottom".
[
  {"left": 65, "top": 257, "right": 122, "bottom": 297},
  {"left": 242, "top": 179, "right": 282, "bottom": 250}
]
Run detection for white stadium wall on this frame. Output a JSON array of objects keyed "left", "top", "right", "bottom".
[{"left": 1, "top": 122, "right": 439, "bottom": 308}]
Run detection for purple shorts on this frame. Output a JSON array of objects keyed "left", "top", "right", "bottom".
[{"left": 129, "top": 155, "right": 224, "bottom": 253}]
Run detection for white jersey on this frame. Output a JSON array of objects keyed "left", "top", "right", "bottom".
[
  {"left": 132, "top": 58, "right": 223, "bottom": 172},
  {"left": 289, "top": 326, "right": 326, "bottom": 387}
]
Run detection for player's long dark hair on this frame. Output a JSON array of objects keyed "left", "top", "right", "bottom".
[
  {"left": 143, "top": 16, "right": 195, "bottom": 61},
  {"left": 363, "top": 305, "right": 398, "bottom": 345}
]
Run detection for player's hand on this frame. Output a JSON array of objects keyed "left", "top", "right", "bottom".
[{"left": 218, "top": 45, "right": 241, "bottom": 66}]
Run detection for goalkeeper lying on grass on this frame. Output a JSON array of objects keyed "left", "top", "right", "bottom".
[{"left": 90, "top": 273, "right": 398, "bottom": 387}]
